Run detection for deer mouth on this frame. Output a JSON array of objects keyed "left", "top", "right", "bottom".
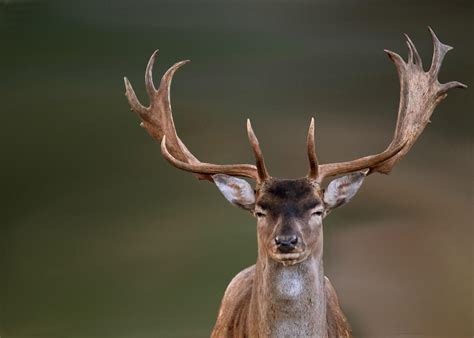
[{"left": 272, "top": 251, "right": 310, "bottom": 266}]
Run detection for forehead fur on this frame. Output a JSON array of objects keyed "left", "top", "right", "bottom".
[{"left": 257, "top": 178, "right": 322, "bottom": 214}]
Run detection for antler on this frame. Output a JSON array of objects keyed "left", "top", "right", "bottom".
[
  {"left": 124, "top": 51, "right": 262, "bottom": 182},
  {"left": 308, "top": 27, "right": 466, "bottom": 183},
  {"left": 125, "top": 28, "right": 465, "bottom": 186}
]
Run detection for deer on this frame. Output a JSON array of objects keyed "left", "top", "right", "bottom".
[{"left": 123, "top": 27, "right": 466, "bottom": 338}]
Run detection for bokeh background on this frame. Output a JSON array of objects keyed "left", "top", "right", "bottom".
[{"left": 1, "top": 0, "right": 472, "bottom": 337}]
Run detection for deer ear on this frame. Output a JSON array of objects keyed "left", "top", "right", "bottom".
[
  {"left": 212, "top": 174, "right": 255, "bottom": 211},
  {"left": 323, "top": 170, "right": 367, "bottom": 213}
]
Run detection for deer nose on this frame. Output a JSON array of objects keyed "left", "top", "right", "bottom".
[{"left": 275, "top": 235, "right": 298, "bottom": 253}]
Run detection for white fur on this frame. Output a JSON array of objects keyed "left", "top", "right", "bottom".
[
  {"left": 324, "top": 170, "right": 366, "bottom": 211},
  {"left": 213, "top": 174, "right": 255, "bottom": 210},
  {"left": 276, "top": 268, "right": 303, "bottom": 298}
]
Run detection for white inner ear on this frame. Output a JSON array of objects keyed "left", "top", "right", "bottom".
[
  {"left": 212, "top": 174, "right": 255, "bottom": 211},
  {"left": 324, "top": 170, "right": 367, "bottom": 211}
]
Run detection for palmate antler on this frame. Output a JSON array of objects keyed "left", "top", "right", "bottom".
[
  {"left": 124, "top": 27, "right": 466, "bottom": 185},
  {"left": 307, "top": 27, "right": 466, "bottom": 183},
  {"left": 373, "top": 27, "right": 467, "bottom": 174}
]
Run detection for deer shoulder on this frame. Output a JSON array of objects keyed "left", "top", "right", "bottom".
[
  {"left": 325, "top": 276, "right": 352, "bottom": 338},
  {"left": 212, "top": 265, "right": 255, "bottom": 338}
]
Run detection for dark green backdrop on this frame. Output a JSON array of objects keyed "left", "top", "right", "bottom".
[{"left": 1, "top": 0, "right": 472, "bottom": 337}]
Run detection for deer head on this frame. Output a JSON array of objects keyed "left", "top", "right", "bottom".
[
  {"left": 124, "top": 27, "right": 466, "bottom": 267},
  {"left": 210, "top": 120, "right": 370, "bottom": 266}
]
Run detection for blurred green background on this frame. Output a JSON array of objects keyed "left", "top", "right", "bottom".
[{"left": 1, "top": 0, "right": 472, "bottom": 337}]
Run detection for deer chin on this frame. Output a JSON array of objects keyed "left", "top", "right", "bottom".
[{"left": 271, "top": 250, "right": 311, "bottom": 266}]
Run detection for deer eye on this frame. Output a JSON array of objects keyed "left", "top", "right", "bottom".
[
  {"left": 255, "top": 212, "right": 266, "bottom": 218},
  {"left": 311, "top": 210, "right": 323, "bottom": 217}
]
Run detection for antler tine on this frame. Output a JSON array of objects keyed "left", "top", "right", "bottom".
[
  {"left": 145, "top": 50, "right": 158, "bottom": 96},
  {"left": 404, "top": 34, "right": 414, "bottom": 65},
  {"left": 440, "top": 80, "right": 468, "bottom": 93},
  {"left": 124, "top": 77, "right": 148, "bottom": 118},
  {"left": 428, "top": 26, "right": 453, "bottom": 78},
  {"left": 307, "top": 117, "right": 319, "bottom": 179},
  {"left": 313, "top": 28, "right": 466, "bottom": 182},
  {"left": 247, "top": 119, "right": 269, "bottom": 182},
  {"left": 404, "top": 33, "right": 423, "bottom": 68},
  {"left": 125, "top": 51, "right": 259, "bottom": 182}
]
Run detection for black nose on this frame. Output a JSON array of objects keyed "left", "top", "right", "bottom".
[{"left": 275, "top": 235, "right": 298, "bottom": 253}]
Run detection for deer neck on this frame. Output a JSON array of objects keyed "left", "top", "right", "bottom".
[{"left": 250, "top": 245, "right": 327, "bottom": 337}]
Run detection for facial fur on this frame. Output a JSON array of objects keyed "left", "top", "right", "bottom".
[{"left": 254, "top": 178, "right": 325, "bottom": 265}]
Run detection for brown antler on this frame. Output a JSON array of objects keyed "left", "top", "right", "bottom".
[
  {"left": 124, "top": 51, "right": 260, "bottom": 182},
  {"left": 247, "top": 119, "right": 270, "bottom": 181},
  {"left": 309, "top": 27, "right": 466, "bottom": 183},
  {"left": 307, "top": 117, "right": 319, "bottom": 179}
]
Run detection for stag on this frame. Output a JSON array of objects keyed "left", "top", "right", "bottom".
[{"left": 124, "top": 28, "right": 465, "bottom": 337}]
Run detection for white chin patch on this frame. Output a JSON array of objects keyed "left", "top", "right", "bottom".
[{"left": 276, "top": 269, "right": 303, "bottom": 298}]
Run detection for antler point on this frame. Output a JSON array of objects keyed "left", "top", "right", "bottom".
[
  {"left": 384, "top": 49, "right": 405, "bottom": 67},
  {"left": 178, "top": 60, "right": 191, "bottom": 67},
  {"left": 124, "top": 76, "right": 131, "bottom": 87},
  {"left": 441, "top": 81, "right": 468, "bottom": 92},
  {"left": 454, "top": 81, "right": 468, "bottom": 89}
]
